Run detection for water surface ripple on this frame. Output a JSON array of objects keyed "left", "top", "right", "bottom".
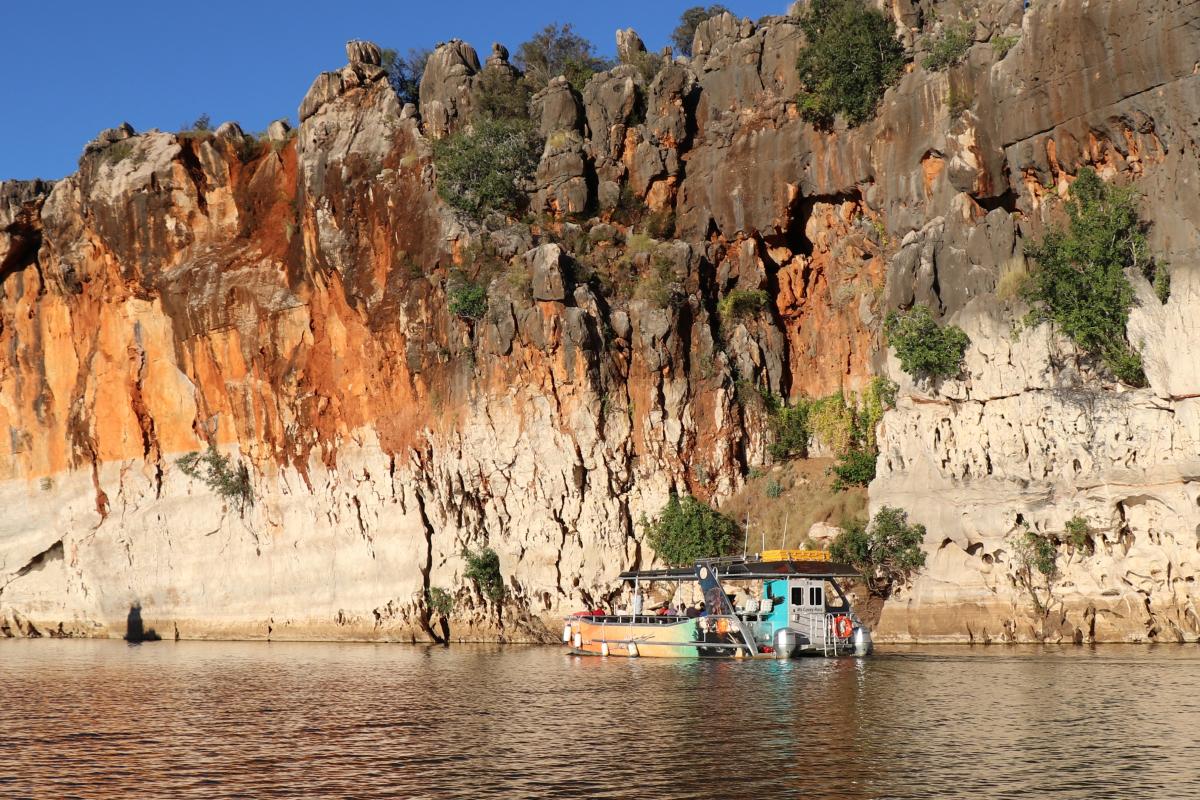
[{"left": 2, "top": 641, "right": 1198, "bottom": 798}]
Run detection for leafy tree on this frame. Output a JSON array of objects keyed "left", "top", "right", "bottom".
[
  {"left": 795, "top": 0, "right": 906, "bottom": 127},
  {"left": 190, "top": 113, "right": 212, "bottom": 132},
  {"left": 515, "top": 23, "right": 610, "bottom": 91},
  {"left": 176, "top": 441, "right": 253, "bottom": 514},
  {"left": 644, "top": 493, "right": 740, "bottom": 567},
  {"left": 463, "top": 546, "right": 504, "bottom": 602},
  {"left": 830, "top": 506, "right": 926, "bottom": 597},
  {"left": 885, "top": 305, "right": 970, "bottom": 380},
  {"left": 1024, "top": 168, "right": 1152, "bottom": 386},
  {"left": 382, "top": 47, "right": 431, "bottom": 106},
  {"left": 433, "top": 117, "right": 541, "bottom": 220},
  {"left": 1011, "top": 528, "right": 1057, "bottom": 615},
  {"left": 672, "top": 5, "right": 731, "bottom": 57}
]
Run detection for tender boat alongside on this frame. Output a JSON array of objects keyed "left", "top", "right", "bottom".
[{"left": 563, "top": 551, "right": 872, "bottom": 659}]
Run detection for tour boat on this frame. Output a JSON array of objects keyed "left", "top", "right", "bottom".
[{"left": 563, "top": 550, "right": 872, "bottom": 659}]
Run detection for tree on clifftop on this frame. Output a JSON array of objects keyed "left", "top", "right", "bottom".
[
  {"left": 795, "top": 0, "right": 906, "bottom": 127},
  {"left": 672, "top": 5, "right": 731, "bottom": 57},
  {"left": 515, "top": 23, "right": 610, "bottom": 91},
  {"left": 382, "top": 47, "right": 431, "bottom": 107}
]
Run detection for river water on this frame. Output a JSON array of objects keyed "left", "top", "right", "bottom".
[{"left": 2, "top": 641, "right": 1198, "bottom": 799}]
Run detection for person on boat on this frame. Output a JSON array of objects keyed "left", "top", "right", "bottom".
[{"left": 685, "top": 603, "right": 700, "bottom": 619}]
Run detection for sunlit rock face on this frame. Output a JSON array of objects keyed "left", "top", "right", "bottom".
[{"left": 2, "top": 0, "right": 1199, "bottom": 643}]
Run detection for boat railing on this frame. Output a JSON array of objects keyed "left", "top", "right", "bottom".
[{"left": 822, "top": 611, "right": 855, "bottom": 656}]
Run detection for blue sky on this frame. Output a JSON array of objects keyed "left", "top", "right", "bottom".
[{"left": 1, "top": 0, "right": 785, "bottom": 181}]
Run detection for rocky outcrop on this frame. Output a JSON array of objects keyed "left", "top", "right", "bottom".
[
  {"left": 2, "top": 0, "right": 1199, "bottom": 643},
  {"left": 418, "top": 39, "right": 481, "bottom": 138},
  {"left": 299, "top": 42, "right": 388, "bottom": 122}
]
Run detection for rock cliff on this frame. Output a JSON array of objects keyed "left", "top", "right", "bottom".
[{"left": 2, "top": 0, "right": 1198, "bottom": 643}]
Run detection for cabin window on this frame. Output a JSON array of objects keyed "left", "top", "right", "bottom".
[
  {"left": 791, "top": 586, "right": 804, "bottom": 607},
  {"left": 809, "top": 587, "right": 824, "bottom": 607}
]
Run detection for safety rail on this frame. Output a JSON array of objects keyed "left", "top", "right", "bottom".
[{"left": 823, "top": 612, "right": 855, "bottom": 656}]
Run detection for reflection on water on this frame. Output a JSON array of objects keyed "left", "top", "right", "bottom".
[{"left": 2, "top": 641, "right": 1198, "bottom": 799}]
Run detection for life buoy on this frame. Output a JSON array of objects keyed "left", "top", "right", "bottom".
[{"left": 833, "top": 615, "right": 854, "bottom": 639}]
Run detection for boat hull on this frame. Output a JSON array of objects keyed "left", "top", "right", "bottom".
[{"left": 565, "top": 615, "right": 761, "bottom": 659}]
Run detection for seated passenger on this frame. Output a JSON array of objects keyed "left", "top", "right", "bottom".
[{"left": 685, "top": 604, "right": 699, "bottom": 619}]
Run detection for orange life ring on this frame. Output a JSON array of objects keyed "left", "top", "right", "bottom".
[{"left": 833, "top": 615, "right": 854, "bottom": 639}]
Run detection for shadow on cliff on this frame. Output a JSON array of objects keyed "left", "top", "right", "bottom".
[{"left": 125, "top": 603, "right": 161, "bottom": 643}]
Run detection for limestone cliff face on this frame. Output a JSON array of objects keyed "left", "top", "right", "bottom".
[{"left": 1, "top": 0, "right": 1197, "bottom": 643}]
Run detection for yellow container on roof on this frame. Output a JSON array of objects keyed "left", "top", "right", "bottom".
[{"left": 761, "top": 549, "right": 831, "bottom": 563}]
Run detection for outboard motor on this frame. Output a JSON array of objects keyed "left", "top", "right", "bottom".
[
  {"left": 773, "top": 627, "right": 799, "bottom": 659},
  {"left": 853, "top": 625, "right": 873, "bottom": 656}
]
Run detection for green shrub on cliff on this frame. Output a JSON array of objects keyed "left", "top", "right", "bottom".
[
  {"left": 448, "top": 276, "right": 488, "bottom": 320},
  {"left": 769, "top": 400, "right": 813, "bottom": 460},
  {"left": 426, "top": 586, "right": 455, "bottom": 617},
  {"left": 433, "top": 118, "right": 541, "bottom": 220},
  {"left": 634, "top": 255, "right": 685, "bottom": 309},
  {"left": 463, "top": 547, "right": 504, "bottom": 602},
  {"left": 795, "top": 0, "right": 906, "bottom": 127},
  {"left": 472, "top": 68, "right": 533, "bottom": 121},
  {"left": 830, "top": 447, "right": 876, "bottom": 490},
  {"left": 176, "top": 442, "right": 253, "bottom": 514},
  {"left": 885, "top": 305, "right": 970, "bottom": 380},
  {"left": 1024, "top": 168, "right": 1152, "bottom": 386},
  {"left": 1065, "top": 515, "right": 1093, "bottom": 554},
  {"left": 922, "top": 21, "right": 973, "bottom": 71},
  {"left": 991, "top": 33, "right": 1019, "bottom": 59},
  {"left": 644, "top": 493, "right": 740, "bottom": 567},
  {"left": 718, "top": 289, "right": 770, "bottom": 322},
  {"left": 768, "top": 379, "right": 895, "bottom": 473},
  {"left": 830, "top": 506, "right": 926, "bottom": 597}
]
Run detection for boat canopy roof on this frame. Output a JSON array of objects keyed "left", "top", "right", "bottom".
[{"left": 618, "top": 557, "right": 860, "bottom": 582}]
